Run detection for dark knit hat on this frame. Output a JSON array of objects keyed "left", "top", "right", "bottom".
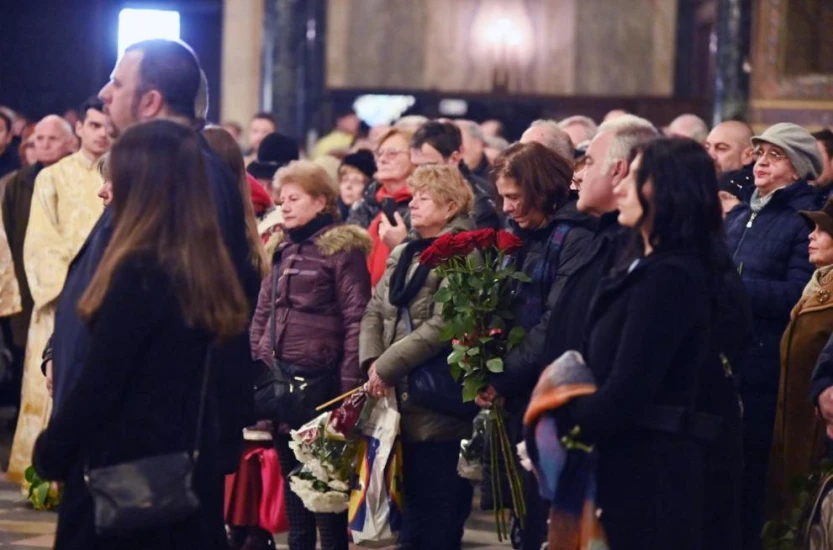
[
  {"left": 247, "top": 132, "right": 300, "bottom": 181},
  {"left": 340, "top": 149, "right": 377, "bottom": 180}
]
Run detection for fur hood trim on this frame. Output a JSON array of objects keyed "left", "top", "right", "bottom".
[{"left": 316, "top": 224, "right": 373, "bottom": 257}]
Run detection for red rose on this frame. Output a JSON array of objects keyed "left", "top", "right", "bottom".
[
  {"left": 495, "top": 230, "right": 523, "bottom": 253},
  {"left": 419, "top": 246, "right": 445, "bottom": 268},
  {"left": 446, "top": 233, "right": 477, "bottom": 257},
  {"left": 466, "top": 229, "right": 497, "bottom": 249},
  {"left": 419, "top": 233, "right": 459, "bottom": 267}
]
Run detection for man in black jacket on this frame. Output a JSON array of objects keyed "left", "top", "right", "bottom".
[
  {"left": 410, "top": 120, "right": 501, "bottom": 229},
  {"left": 100, "top": 40, "right": 261, "bottom": 469},
  {"left": 542, "top": 115, "right": 659, "bottom": 360},
  {"left": 45, "top": 40, "right": 259, "bottom": 548}
]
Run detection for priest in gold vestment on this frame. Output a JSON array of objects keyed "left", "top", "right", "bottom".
[{"left": 7, "top": 99, "right": 111, "bottom": 485}]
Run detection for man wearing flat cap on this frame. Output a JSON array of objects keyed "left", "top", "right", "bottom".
[{"left": 724, "top": 121, "right": 823, "bottom": 549}]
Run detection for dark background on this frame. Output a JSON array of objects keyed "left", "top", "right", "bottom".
[{"left": 0, "top": 0, "right": 223, "bottom": 122}]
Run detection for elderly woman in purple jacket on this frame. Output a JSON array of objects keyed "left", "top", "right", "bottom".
[{"left": 249, "top": 160, "right": 371, "bottom": 550}]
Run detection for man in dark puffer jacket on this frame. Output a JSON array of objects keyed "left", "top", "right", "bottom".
[{"left": 724, "top": 122, "right": 822, "bottom": 550}]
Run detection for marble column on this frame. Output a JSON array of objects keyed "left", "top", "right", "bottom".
[
  {"left": 713, "top": 0, "right": 752, "bottom": 123},
  {"left": 265, "top": 0, "right": 326, "bottom": 143},
  {"left": 221, "top": 0, "right": 264, "bottom": 128}
]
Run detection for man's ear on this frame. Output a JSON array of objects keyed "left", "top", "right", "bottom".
[
  {"left": 741, "top": 145, "right": 755, "bottom": 166},
  {"left": 138, "top": 90, "right": 165, "bottom": 120},
  {"left": 449, "top": 151, "right": 463, "bottom": 165},
  {"left": 610, "top": 158, "right": 628, "bottom": 183}
]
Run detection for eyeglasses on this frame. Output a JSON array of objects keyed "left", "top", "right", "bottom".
[
  {"left": 375, "top": 148, "right": 408, "bottom": 160},
  {"left": 753, "top": 147, "right": 788, "bottom": 163}
]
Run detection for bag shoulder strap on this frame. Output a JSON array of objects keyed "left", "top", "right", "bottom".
[
  {"left": 268, "top": 245, "right": 293, "bottom": 379},
  {"left": 192, "top": 345, "right": 213, "bottom": 461}
]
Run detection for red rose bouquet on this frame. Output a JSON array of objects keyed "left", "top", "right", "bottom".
[{"left": 419, "top": 228, "right": 529, "bottom": 540}]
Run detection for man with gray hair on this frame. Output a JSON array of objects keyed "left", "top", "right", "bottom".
[
  {"left": 520, "top": 119, "right": 574, "bottom": 160},
  {"left": 667, "top": 113, "right": 710, "bottom": 144},
  {"left": 558, "top": 115, "right": 598, "bottom": 153},
  {"left": 545, "top": 113, "right": 658, "bottom": 354},
  {"left": 455, "top": 119, "right": 490, "bottom": 179}
]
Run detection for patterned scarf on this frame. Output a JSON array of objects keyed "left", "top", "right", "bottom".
[
  {"left": 523, "top": 351, "right": 609, "bottom": 550},
  {"left": 514, "top": 221, "right": 573, "bottom": 330}
]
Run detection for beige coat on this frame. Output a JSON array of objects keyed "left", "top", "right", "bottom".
[{"left": 359, "top": 215, "right": 474, "bottom": 442}]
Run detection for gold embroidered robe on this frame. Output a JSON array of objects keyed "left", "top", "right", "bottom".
[
  {"left": 0, "top": 199, "right": 21, "bottom": 318},
  {"left": 7, "top": 151, "right": 104, "bottom": 485}
]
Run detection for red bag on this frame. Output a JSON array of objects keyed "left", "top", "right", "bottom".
[
  {"left": 225, "top": 445, "right": 288, "bottom": 534},
  {"left": 257, "top": 448, "right": 288, "bottom": 534}
]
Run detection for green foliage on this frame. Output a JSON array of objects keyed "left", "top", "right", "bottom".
[
  {"left": 24, "top": 465, "right": 61, "bottom": 511},
  {"left": 432, "top": 247, "right": 526, "bottom": 402},
  {"left": 762, "top": 459, "right": 833, "bottom": 550}
]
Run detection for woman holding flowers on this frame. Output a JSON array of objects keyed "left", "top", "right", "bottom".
[
  {"left": 360, "top": 164, "right": 475, "bottom": 550},
  {"left": 557, "top": 138, "right": 723, "bottom": 548},
  {"left": 477, "top": 141, "right": 596, "bottom": 549}
]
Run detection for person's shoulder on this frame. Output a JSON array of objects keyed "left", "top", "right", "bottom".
[{"left": 316, "top": 223, "right": 372, "bottom": 257}]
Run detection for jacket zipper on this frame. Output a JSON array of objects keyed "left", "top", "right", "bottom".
[{"left": 732, "top": 211, "right": 758, "bottom": 270}]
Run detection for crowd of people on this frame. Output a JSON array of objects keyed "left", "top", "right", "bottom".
[{"left": 2, "top": 36, "right": 833, "bottom": 550}]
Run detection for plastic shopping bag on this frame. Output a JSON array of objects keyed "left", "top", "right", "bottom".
[{"left": 348, "top": 393, "right": 402, "bottom": 544}]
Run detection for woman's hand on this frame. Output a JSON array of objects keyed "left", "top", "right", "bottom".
[
  {"left": 379, "top": 211, "right": 407, "bottom": 249},
  {"left": 367, "top": 362, "right": 391, "bottom": 397},
  {"left": 475, "top": 385, "right": 499, "bottom": 408}
]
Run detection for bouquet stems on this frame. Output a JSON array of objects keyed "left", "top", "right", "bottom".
[{"left": 489, "top": 402, "right": 526, "bottom": 542}]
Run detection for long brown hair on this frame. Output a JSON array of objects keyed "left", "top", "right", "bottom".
[
  {"left": 203, "top": 126, "right": 269, "bottom": 277},
  {"left": 78, "top": 120, "right": 249, "bottom": 341}
]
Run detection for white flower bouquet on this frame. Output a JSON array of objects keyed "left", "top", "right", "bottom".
[{"left": 287, "top": 390, "right": 369, "bottom": 513}]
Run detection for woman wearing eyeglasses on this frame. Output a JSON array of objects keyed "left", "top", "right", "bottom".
[
  {"left": 347, "top": 128, "right": 416, "bottom": 286},
  {"left": 724, "top": 122, "right": 823, "bottom": 549}
]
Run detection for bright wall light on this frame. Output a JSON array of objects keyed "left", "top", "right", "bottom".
[
  {"left": 118, "top": 8, "right": 181, "bottom": 58},
  {"left": 353, "top": 95, "right": 417, "bottom": 126}
]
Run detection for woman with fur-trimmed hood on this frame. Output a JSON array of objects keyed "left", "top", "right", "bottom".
[{"left": 249, "top": 160, "right": 371, "bottom": 550}]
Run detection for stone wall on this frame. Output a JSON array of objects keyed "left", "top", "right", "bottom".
[{"left": 326, "top": 0, "right": 679, "bottom": 97}]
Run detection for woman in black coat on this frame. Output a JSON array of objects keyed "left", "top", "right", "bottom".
[
  {"left": 33, "top": 121, "right": 251, "bottom": 550},
  {"left": 559, "top": 138, "right": 725, "bottom": 549}
]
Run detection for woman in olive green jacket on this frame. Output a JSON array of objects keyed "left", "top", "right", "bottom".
[{"left": 360, "top": 164, "right": 475, "bottom": 550}]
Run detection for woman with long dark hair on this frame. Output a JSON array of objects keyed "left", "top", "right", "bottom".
[
  {"left": 33, "top": 120, "right": 250, "bottom": 549},
  {"left": 559, "top": 138, "right": 725, "bottom": 548}
]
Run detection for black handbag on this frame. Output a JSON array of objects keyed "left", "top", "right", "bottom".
[
  {"left": 84, "top": 347, "right": 212, "bottom": 535},
  {"left": 252, "top": 251, "right": 336, "bottom": 428},
  {"left": 399, "top": 308, "right": 478, "bottom": 420}
]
